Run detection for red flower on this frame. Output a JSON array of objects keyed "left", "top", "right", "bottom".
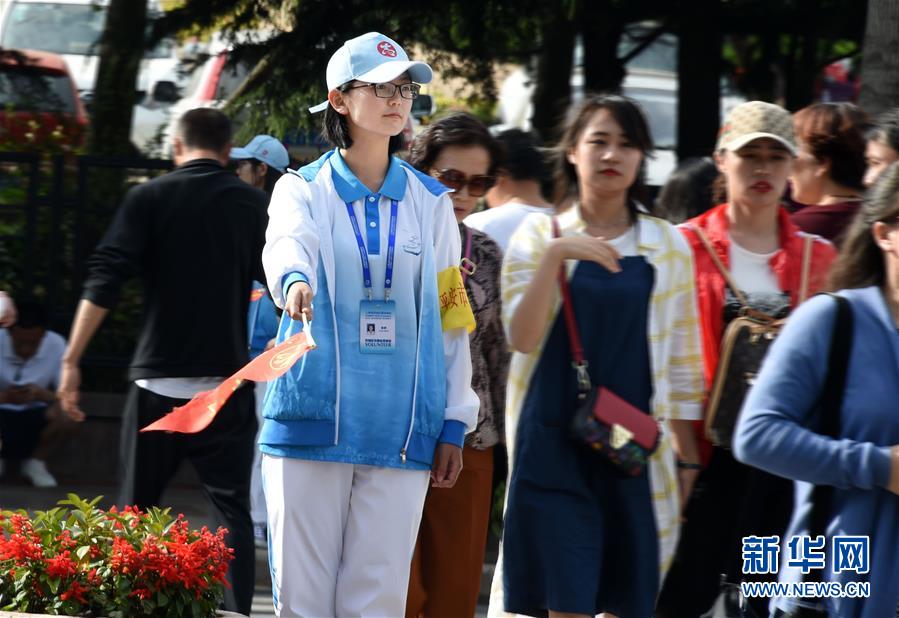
[
  {"left": 60, "top": 580, "right": 88, "bottom": 604},
  {"left": 45, "top": 550, "right": 77, "bottom": 579}
]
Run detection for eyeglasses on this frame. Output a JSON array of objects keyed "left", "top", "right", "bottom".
[
  {"left": 344, "top": 82, "right": 421, "bottom": 100},
  {"left": 433, "top": 168, "right": 496, "bottom": 197}
]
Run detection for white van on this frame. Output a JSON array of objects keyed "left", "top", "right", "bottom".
[{"left": 0, "top": 0, "right": 183, "bottom": 152}]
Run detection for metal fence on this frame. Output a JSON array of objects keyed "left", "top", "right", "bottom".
[{"left": 0, "top": 151, "right": 173, "bottom": 389}]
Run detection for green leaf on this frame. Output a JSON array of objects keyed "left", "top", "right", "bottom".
[
  {"left": 76, "top": 545, "right": 91, "bottom": 560},
  {"left": 157, "top": 591, "right": 169, "bottom": 606}
]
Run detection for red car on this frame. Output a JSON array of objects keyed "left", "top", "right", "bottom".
[{"left": 0, "top": 48, "right": 88, "bottom": 150}]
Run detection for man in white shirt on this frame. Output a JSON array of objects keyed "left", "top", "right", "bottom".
[
  {"left": 464, "top": 129, "right": 554, "bottom": 252},
  {"left": 0, "top": 298, "right": 66, "bottom": 487}
]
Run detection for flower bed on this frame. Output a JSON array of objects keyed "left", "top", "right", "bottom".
[{"left": 0, "top": 495, "right": 234, "bottom": 617}]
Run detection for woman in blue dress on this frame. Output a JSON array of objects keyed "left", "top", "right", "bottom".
[{"left": 498, "top": 95, "right": 705, "bottom": 618}]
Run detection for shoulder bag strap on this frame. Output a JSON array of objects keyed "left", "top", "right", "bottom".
[
  {"left": 797, "top": 235, "right": 814, "bottom": 305},
  {"left": 691, "top": 225, "right": 751, "bottom": 308},
  {"left": 552, "top": 217, "right": 592, "bottom": 393},
  {"left": 804, "top": 293, "right": 854, "bottom": 588}
]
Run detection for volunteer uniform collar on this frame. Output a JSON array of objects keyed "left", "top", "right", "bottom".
[{"left": 330, "top": 149, "right": 407, "bottom": 203}]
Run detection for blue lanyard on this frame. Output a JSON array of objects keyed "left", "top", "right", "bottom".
[{"left": 345, "top": 198, "right": 398, "bottom": 301}]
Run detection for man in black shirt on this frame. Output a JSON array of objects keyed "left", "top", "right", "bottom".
[{"left": 57, "top": 108, "right": 268, "bottom": 615}]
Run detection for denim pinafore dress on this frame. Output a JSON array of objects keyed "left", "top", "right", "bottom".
[{"left": 502, "top": 235, "right": 660, "bottom": 618}]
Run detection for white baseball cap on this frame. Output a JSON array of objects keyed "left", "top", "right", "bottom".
[
  {"left": 308, "top": 32, "right": 433, "bottom": 113},
  {"left": 230, "top": 135, "right": 289, "bottom": 172}
]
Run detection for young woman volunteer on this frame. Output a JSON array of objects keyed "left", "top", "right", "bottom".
[
  {"left": 497, "top": 94, "right": 705, "bottom": 618},
  {"left": 231, "top": 134, "right": 288, "bottom": 547},
  {"left": 657, "top": 101, "right": 837, "bottom": 617},
  {"left": 735, "top": 162, "right": 899, "bottom": 618},
  {"left": 789, "top": 103, "right": 869, "bottom": 247},
  {"left": 405, "top": 113, "right": 510, "bottom": 617},
  {"left": 259, "top": 32, "right": 478, "bottom": 617}
]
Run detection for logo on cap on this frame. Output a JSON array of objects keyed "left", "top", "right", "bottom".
[{"left": 377, "top": 41, "right": 397, "bottom": 58}]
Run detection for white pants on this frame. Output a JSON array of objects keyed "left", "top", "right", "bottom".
[
  {"left": 262, "top": 455, "right": 430, "bottom": 617},
  {"left": 250, "top": 382, "right": 268, "bottom": 524}
]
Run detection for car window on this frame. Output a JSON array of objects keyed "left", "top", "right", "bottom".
[
  {"left": 618, "top": 31, "right": 678, "bottom": 74},
  {"left": 2, "top": 2, "right": 175, "bottom": 59},
  {"left": 622, "top": 86, "right": 677, "bottom": 149},
  {"left": 0, "top": 66, "right": 76, "bottom": 113},
  {"left": 214, "top": 60, "right": 251, "bottom": 100},
  {"left": 2, "top": 2, "right": 105, "bottom": 56}
]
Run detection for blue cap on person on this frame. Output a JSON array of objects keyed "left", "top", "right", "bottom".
[
  {"left": 308, "top": 32, "right": 433, "bottom": 113},
  {"left": 230, "top": 135, "right": 290, "bottom": 173}
]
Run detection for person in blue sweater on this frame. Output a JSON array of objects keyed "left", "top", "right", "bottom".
[{"left": 734, "top": 162, "right": 899, "bottom": 617}]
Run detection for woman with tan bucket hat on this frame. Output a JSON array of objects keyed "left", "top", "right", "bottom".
[{"left": 657, "top": 101, "right": 837, "bottom": 617}]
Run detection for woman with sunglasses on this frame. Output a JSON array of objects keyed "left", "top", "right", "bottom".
[
  {"left": 494, "top": 94, "right": 704, "bottom": 618},
  {"left": 260, "top": 33, "right": 478, "bottom": 617},
  {"left": 734, "top": 162, "right": 899, "bottom": 617},
  {"left": 405, "top": 112, "right": 510, "bottom": 618}
]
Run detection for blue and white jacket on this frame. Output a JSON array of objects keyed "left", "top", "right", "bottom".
[{"left": 259, "top": 149, "right": 479, "bottom": 470}]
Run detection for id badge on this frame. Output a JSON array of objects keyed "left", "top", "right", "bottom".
[{"left": 360, "top": 300, "right": 396, "bottom": 354}]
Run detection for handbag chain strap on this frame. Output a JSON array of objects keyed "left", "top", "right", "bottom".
[
  {"left": 552, "top": 217, "right": 592, "bottom": 396},
  {"left": 692, "top": 225, "right": 814, "bottom": 310}
]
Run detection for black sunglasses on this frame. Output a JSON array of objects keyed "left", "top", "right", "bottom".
[{"left": 433, "top": 168, "right": 496, "bottom": 197}]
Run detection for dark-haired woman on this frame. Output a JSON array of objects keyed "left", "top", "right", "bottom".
[
  {"left": 405, "top": 112, "right": 511, "bottom": 618},
  {"left": 735, "top": 162, "right": 899, "bottom": 618},
  {"left": 260, "top": 32, "right": 478, "bottom": 616},
  {"left": 656, "top": 156, "right": 718, "bottom": 224},
  {"left": 864, "top": 108, "right": 899, "bottom": 188},
  {"left": 496, "top": 95, "right": 705, "bottom": 618},
  {"left": 789, "top": 103, "right": 869, "bottom": 247}
]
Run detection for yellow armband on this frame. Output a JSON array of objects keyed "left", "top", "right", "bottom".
[{"left": 437, "top": 266, "right": 476, "bottom": 333}]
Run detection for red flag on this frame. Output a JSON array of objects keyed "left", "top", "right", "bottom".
[{"left": 141, "top": 327, "right": 316, "bottom": 434}]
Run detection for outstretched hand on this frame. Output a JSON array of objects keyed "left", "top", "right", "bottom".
[{"left": 285, "top": 282, "right": 314, "bottom": 322}]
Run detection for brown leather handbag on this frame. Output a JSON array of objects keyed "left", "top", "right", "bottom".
[{"left": 694, "top": 227, "right": 813, "bottom": 449}]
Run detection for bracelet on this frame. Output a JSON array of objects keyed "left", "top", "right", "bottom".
[{"left": 677, "top": 460, "right": 702, "bottom": 471}]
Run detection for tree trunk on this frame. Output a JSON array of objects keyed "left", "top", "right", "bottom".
[
  {"left": 87, "top": 0, "right": 148, "bottom": 156},
  {"left": 784, "top": 32, "right": 818, "bottom": 110},
  {"left": 581, "top": 0, "right": 625, "bottom": 94},
  {"left": 530, "top": 2, "right": 576, "bottom": 144},
  {"left": 676, "top": 0, "right": 722, "bottom": 161},
  {"left": 859, "top": 0, "right": 899, "bottom": 115}
]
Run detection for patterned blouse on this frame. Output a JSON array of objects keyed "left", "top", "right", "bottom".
[{"left": 461, "top": 223, "right": 510, "bottom": 450}]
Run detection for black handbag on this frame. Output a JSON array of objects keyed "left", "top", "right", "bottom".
[{"left": 693, "top": 227, "right": 813, "bottom": 449}]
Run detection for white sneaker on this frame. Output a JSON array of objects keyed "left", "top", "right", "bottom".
[{"left": 21, "top": 459, "right": 57, "bottom": 488}]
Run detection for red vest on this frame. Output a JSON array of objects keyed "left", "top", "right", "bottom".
[{"left": 679, "top": 204, "right": 838, "bottom": 463}]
